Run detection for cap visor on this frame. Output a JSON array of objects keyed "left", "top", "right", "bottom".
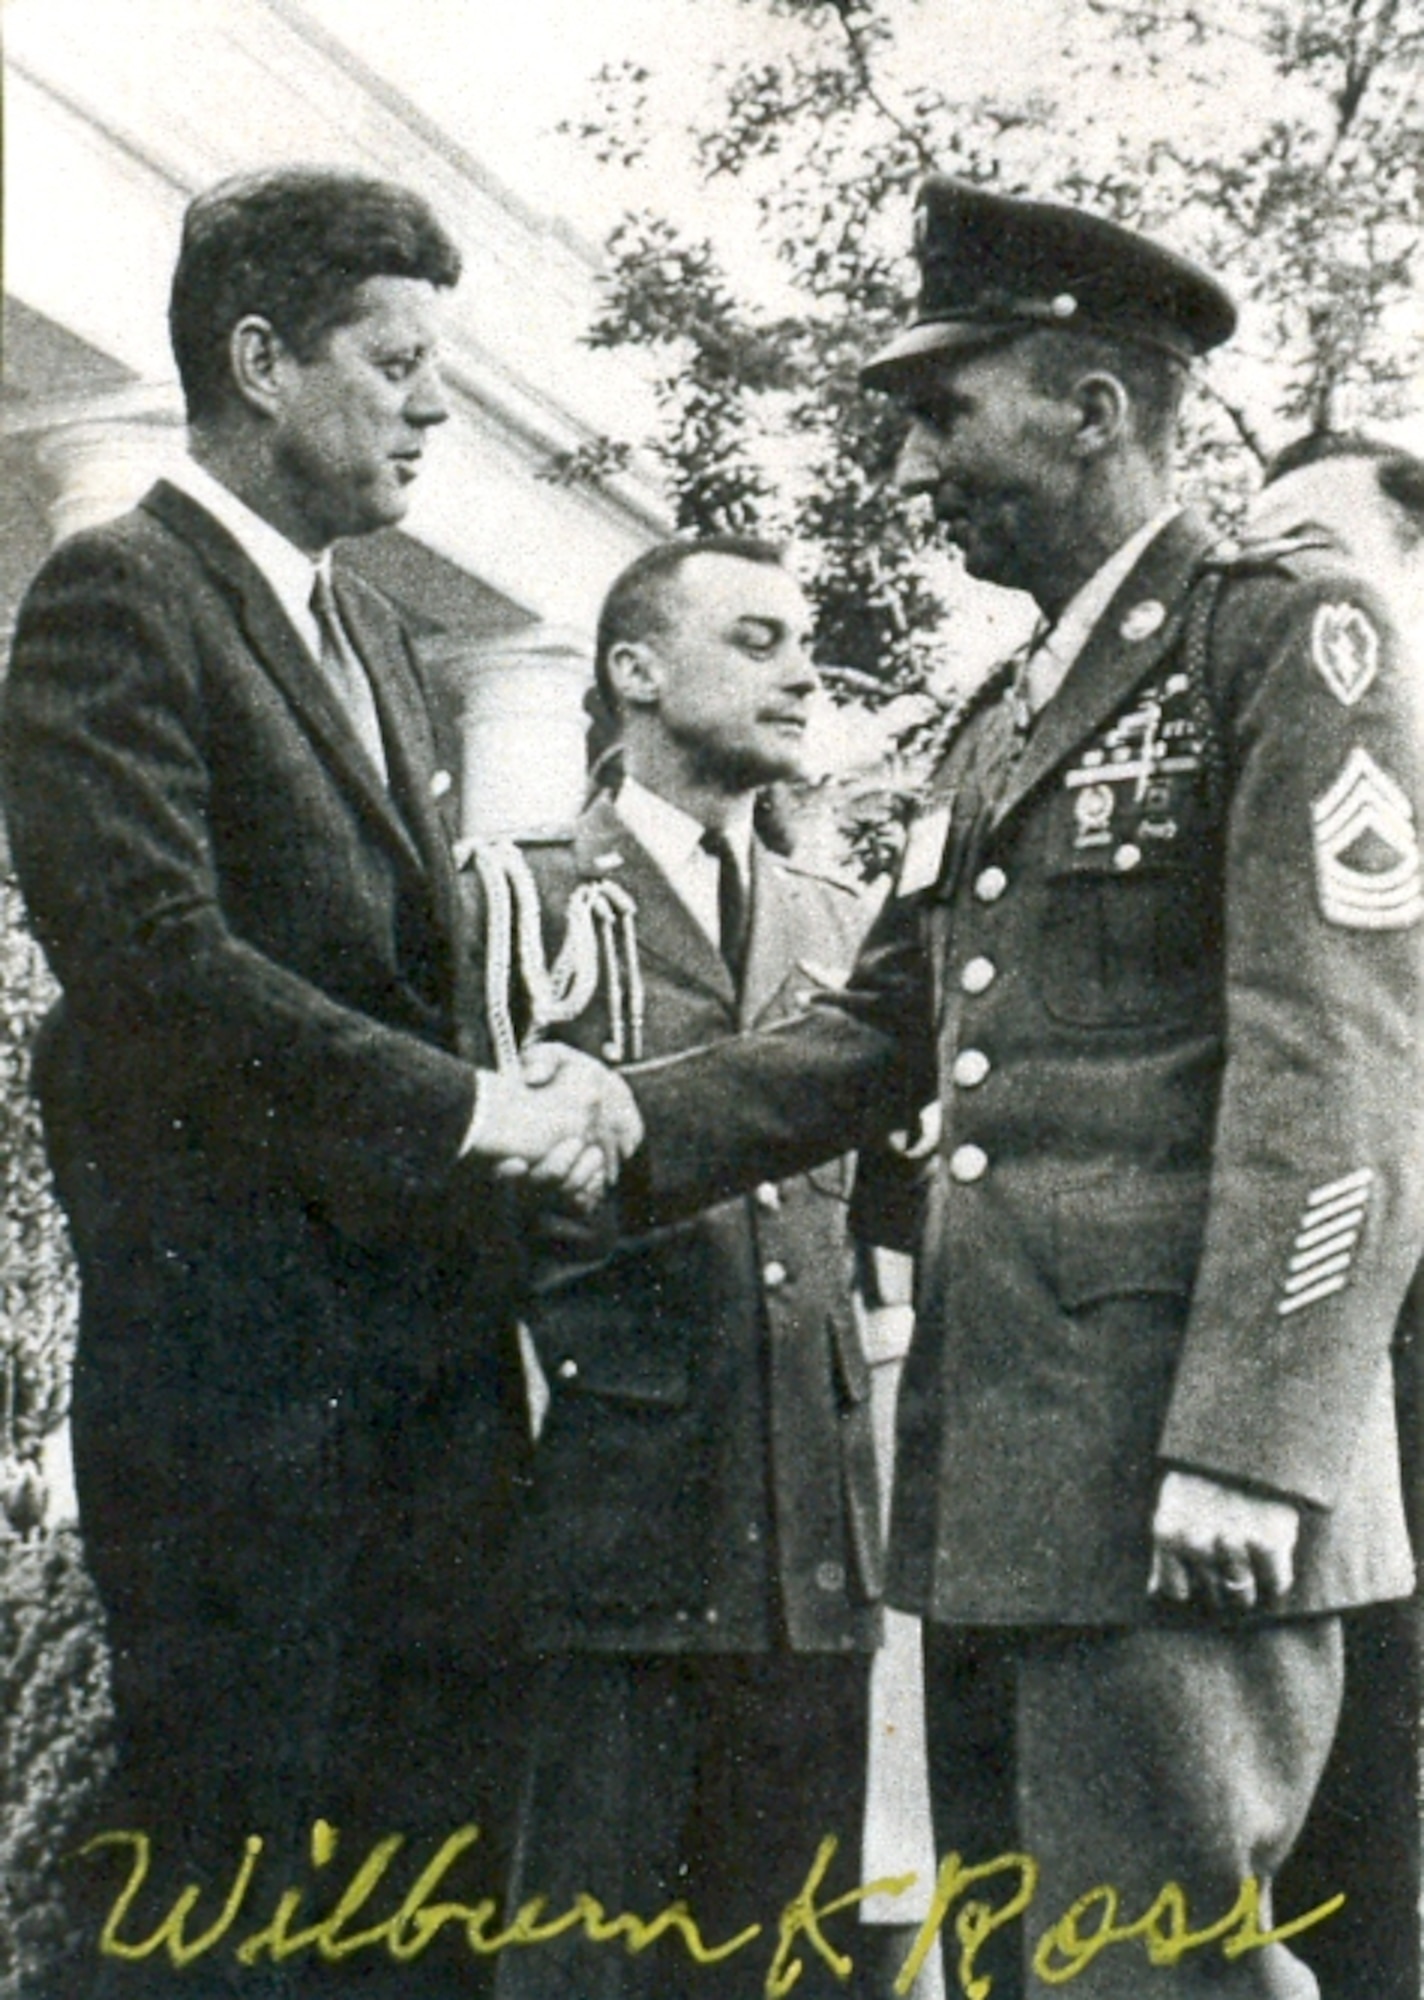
[{"left": 860, "top": 319, "right": 1020, "bottom": 392}]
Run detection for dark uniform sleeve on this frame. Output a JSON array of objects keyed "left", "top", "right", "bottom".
[
  {"left": 1160, "top": 564, "right": 1424, "bottom": 1507},
  {"left": 626, "top": 880, "right": 934, "bottom": 1217}
]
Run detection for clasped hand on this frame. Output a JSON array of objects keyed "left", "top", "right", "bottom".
[{"left": 474, "top": 1042, "right": 644, "bottom": 1210}]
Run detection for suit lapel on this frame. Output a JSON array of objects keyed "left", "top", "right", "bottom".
[
  {"left": 142, "top": 482, "right": 425, "bottom": 877},
  {"left": 991, "top": 512, "right": 1215, "bottom": 829},
  {"left": 571, "top": 794, "right": 736, "bottom": 1011}
]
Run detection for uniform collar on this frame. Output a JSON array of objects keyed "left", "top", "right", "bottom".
[{"left": 1024, "top": 504, "right": 1182, "bottom": 715}]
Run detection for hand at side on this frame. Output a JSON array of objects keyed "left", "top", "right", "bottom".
[{"left": 1148, "top": 1469, "right": 1300, "bottom": 1614}]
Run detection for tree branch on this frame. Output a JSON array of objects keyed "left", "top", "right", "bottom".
[
  {"left": 1201, "top": 381, "right": 1271, "bottom": 465},
  {"left": 824, "top": 0, "right": 939, "bottom": 169}
]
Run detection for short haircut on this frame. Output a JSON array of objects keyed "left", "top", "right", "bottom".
[
  {"left": 592, "top": 535, "right": 787, "bottom": 721},
  {"left": 170, "top": 167, "right": 462, "bottom": 422},
  {"left": 1021, "top": 328, "right": 1187, "bottom": 466},
  {"left": 1264, "top": 430, "right": 1424, "bottom": 539}
]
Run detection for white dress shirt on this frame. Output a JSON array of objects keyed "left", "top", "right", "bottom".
[
  {"left": 615, "top": 775, "right": 755, "bottom": 950},
  {"left": 166, "top": 454, "right": 331, "bottom": 661}
]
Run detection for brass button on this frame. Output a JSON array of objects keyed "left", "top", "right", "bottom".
[
  {"left": 974, "top": 866, "right": 1008, "bottom": 903},
  {"left": 961, "top": 956, "right": 997, "bottom": 995},
  {"left": 557, "top": 1358, "right": 578, "bottom": 1381},
  {"left": 1113, "top": 843, "right": 1142, "bottom": 872},
  {"left": 949, "top": 1143, "right": 989, "bottom": 1183},
  {"left": 755, "top": 1182, "right": 782, "bottom": 1211},
  {"left": 952, "top": 1048, "right": 991, "bottom": 1088},
  {"left": 763, "top": 1260, "right": 789, "bottom": 1289},
  {"left": 815, "top": 1562, "right": 845, "bottom": 1592}
]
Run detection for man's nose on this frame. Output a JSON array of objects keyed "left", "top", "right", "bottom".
[
  {"left": 782, "top": 646, "right": 821, "bottom": 698},
  {"left": 406, "top": 361, "right": 450, "bottom": 429},
  {"left": 894, "top": 419, "right": 947, "bottom": 495}
]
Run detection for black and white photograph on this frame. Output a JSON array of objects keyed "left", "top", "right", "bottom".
[{"left": 1, "top": 4, "right": 1421, "bottom": 1998}]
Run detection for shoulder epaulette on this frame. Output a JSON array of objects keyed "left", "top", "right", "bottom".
[{"left": 1204, "top": 529, "right": 1341, "bottom": 581}]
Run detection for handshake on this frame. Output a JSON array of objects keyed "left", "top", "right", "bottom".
[{"left": 467, "top": 1042, "right": 645, "bottom": 1210}]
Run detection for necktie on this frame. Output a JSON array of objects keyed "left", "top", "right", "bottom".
[
  {"left": 309, "top": 570, "right": 388, "bottom": 784},
  {"left": 700, "top": 826, "right": 750, "bottom": 984}
]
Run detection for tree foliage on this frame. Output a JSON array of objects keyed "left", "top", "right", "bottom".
[{"left": 551, "top": 0, "right": 1423, "bottom": 719}]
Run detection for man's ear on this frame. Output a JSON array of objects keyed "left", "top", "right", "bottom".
[
  {"left": 605, "top": 639, "right": 663, "bottom": 711},
  {"left": 1071, "top": 372, "right": 1130, "bottom": 459},
  {"left": 228, "top": 315, "right": 289, "bottom": 420}
]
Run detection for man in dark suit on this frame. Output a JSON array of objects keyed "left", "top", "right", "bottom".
[
  {"left": 621, "top": 185, "right": 1424, "bottom": 1998},
  {"left": 486, "top": 538, "right": 886, "bottom": 2000},
  {"left": 1, "top": 168, "right": 638, "bottom": 1997}
]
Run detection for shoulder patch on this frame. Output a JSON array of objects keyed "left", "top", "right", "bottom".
[
  {"left": 1311, "top": 601, "right": 1380, "bottom": 707},
  {"left": 1311, "top": 747, "right": 1424, "bottom": 929}
]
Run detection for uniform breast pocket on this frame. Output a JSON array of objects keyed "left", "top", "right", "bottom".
[
  {"left": 532, "top": 1293, "right": 693, "bottom": 1410},
  {"left": 1036, "top": 801, "right": 1222, "bottom": 1030}
]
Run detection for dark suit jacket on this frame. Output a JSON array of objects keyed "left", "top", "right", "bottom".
[
  {"left": 1, "top": 480, "right": 528, "bottom": 1691},
  {"left": 508, "top": 791, "right": 883, "bottom": 1653},
  {"left": 629, "top": 516, "right": 1423, "bottom": 1626}
]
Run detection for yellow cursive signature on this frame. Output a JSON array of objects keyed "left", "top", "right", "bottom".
[{"left": 82, "top": 1820, "right": 1343, "bottom": 1995}]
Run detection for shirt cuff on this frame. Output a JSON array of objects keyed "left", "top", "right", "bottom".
[{"left": 459, "top": 1071, "right": 494, "bottom": 1158}]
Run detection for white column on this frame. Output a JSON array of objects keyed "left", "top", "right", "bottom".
[
  {"left": 454, "top": 625, "right": 595, "bottom": 839},
  {"left": 19, "top": 384, "right": 186, "bottom": 544}
]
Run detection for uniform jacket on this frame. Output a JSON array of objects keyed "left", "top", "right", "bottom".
[
  {"left": 508, "top": 788, "right": 884, "bottom": 1653},
  {"left": 630, "top": 513, "right": 1424, "bottom": 1626},
  {"left": 1, "top": 480, "right": 528, "bottom": 1663}
]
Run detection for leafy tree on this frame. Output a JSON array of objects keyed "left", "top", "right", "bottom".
[{"left": 548, "top": 0, "right": 1423, "bottom": 730}]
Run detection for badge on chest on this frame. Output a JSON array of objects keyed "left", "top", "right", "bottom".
[{"left": 1061, "top": 670, "right": 1212, "bottom": 857}]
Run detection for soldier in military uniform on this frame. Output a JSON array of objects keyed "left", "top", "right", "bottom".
[
  {"left": 480, "top": 538, "right": 887, "bottom": 2000},
  {"left": 622, "top": 185, "right": 1424, "bottom": 1999}
]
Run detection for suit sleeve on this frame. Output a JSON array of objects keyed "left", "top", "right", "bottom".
[
  {"left": 1160, "top": 567, "right": 1424, "bottom": 1507},
  {"left": 2, "top": 530, "right": 482, "bottom": 1245},
  {"left": 625, "top": 882, "right": 934, "bottom": 1218}
]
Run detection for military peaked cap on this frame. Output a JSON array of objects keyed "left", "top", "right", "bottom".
[{"left": 861, "top": 176, "right": 1237, "bottom": 390}]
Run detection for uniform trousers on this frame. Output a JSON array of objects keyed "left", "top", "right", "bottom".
[
  {"left": 494, "top": 1651, "right": 871, "bottom": 2000},
  {"left": 922, "top": 1619, "right": 1344, "bottom": 2000}
]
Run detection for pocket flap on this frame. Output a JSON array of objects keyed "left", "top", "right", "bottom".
[
  {"left": 533, "top": 1297, "right": 691, "bottom": 1408},
  {"left": 1053, "top": 1177, "right": 1208, "bottom": 1311}
]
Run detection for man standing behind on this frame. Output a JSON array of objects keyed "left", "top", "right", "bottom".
[
  {"left": 1247, "top": 431, "right": 1424, "bottom": 2000},
  {"left": 625, "top": 185, "right": 1424, "bottom": 1999},
  {"left": 1, "top": 168, "right": 635, "bottom": 1996},
  {"left": 491, "top": 539, "right": 886, "bottom": 2000}
]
